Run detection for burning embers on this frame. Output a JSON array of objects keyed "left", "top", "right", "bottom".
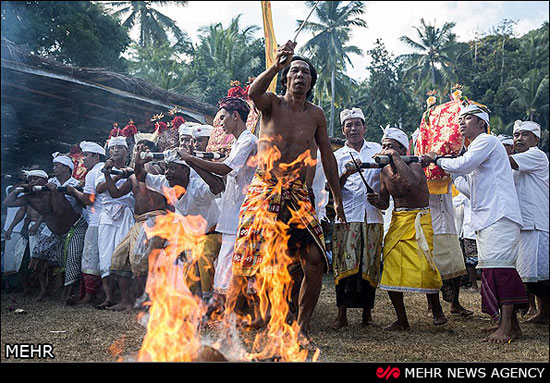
[{"left": 128, "top": 144, "right": 321, "bottom": 362}]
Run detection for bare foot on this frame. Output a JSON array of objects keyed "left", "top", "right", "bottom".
[
  {"left": 107, "top": 302, "right": 133, "bottom": 311},
  {"left": 483, "top": 328, "right": 514, "bottom": 343},
  {"left": 433, "top": 314, "right": 448, "bottom": 325},
  {"left": 36, "top": 290, "right": 48, "bottom": 302},
  {"left": 330, "top": 317, "right": 348, "bottom": 330},
  {"left": 384, "top": 321, "right": 410, "bottom": 331},
  {"left": 76, "top": 294, "right": 94, "bottom": 305},
  {"left": 94, "top": 300, "right": 113, "bottom": 310},
  {"left": 450, "top": 305, "right": 474, "bottom": 317}
]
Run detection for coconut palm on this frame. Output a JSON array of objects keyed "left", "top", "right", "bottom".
[
  {"left": 507, "top": 69, "right": 549, "bottom": 121},
  {"left": 298, "top": 1, "right": 367, "bottom": 137},
  {"left": 106, "top": 1, "right": 189, "bottom": 47},
  {"left": 399, "top": 18, "right": 457, "bottom": 92}
]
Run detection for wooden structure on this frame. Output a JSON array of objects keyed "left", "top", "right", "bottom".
[{"left": 1, "top": 38, "right": 218, "bottom": 178}]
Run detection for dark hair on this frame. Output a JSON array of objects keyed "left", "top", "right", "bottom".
[
  {"left": 136, "top": 139, "right": 157, "bottom": 152},
  {"left": 280, "top": 55, "right": 317, "bottom": 101},
  {"left": 226, "top": 108, "right": 249, "bottom": 124}
]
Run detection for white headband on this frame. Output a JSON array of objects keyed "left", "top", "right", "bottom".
[
  {"left": 107, "top": 136, "right": 128, "bottom": 148},
  {"left": 52, "top": 153, "right": 74, "bottom": 171},
  {"left": 80, "top": 141, "right": 105, "bottom": 156},
  {"left": 459, "top": 104, "right": 490, "bottom": 126},
  {"left": 381, "top": 125, "right": 409, "bottom": 151},
  {"left": 340, "top": 107, "right": 365, "bottom": 125},
  {"left": 192, "top": 124, "right": 214, "bottom": 138},
  {"left": 163, "top": 149, "right": 187, "bottom": 166},
  {"left": 24, "top": 169, "right": 49, "bottom": 179},
  {"left": 513, "top": 120, "right": 541, "bottom": 138},
  {"left": 179, "top": 122, "right": 197, "bottom": 137},
  {"left": 497, "top": 134, "right": 514, "bottom": 146}
]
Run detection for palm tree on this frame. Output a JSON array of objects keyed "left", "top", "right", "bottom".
[
  {"left": 299, "top": 1, "right": 367, "bottom": 137},
  {"left": 399, "top": 18, "right": 457, "bottom": 92},
  {"left": 507, "top": 69, "right": 549, "bottom": 121},
  {"left": 106, "top": 1, "right": 189, "bottom": 47}
]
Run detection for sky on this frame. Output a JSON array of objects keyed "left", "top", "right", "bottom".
[{"left": 147, "top": 1, "right": 549, "bottom": 81}]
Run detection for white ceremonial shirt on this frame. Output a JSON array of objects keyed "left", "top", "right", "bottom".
[
  {"left": 215, "top": 129, "right": 258, "bottom": 235},
  {"left": 82, "top": 162, "right": 104, "bottom": 227},
  {"left": 452, "top": 192, "right": 476, "bottom": 240},
  {"left": 429, "top": 184, "right": 457, "bottom": 235},
  {"left": 334, "top": 140, "right": 383, "bottom": 224},
  {"left": 95, "top": 169, "right": 135, "bottom": 226},
  {"left": 438, "top": 133, "right": 523, "bottom": 232},
  {"left": 511, "top": 146, "right": 549, "bottom": 232},
  {"left": 145, "top": 172, "right": 220, "bottom": 235}
]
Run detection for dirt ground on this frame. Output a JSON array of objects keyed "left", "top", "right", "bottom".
[{"left": 1, "top": 273, "right": 548, "bottom": 363}]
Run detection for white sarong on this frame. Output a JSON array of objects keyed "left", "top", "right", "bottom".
[
  {"left": 98, "top": 205, "right": 135, "bottom": 278},
  {"left": 517, "top": 229, "right": 549, "bottom": 283},
  {"left": 81, "top": 226, "right": 100, "bottom": 276},
  {"left": 1, "top": 233, "right": 26, "bottom": 275},
  {"left": 212, "top": 233, "right": 237, "bottom": 295},
  {"left": 476, "top": 217, "right": 521, "bottom": 269}
]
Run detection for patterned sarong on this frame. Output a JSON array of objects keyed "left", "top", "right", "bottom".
[
  {"left": 232, "top": 169, "right": 326, "bottom": 277},
  {"left": 379, "top": 208, "right": 442, "bottom": 294},
  {"left": 56, "top": 216, "right": 88, "bottom": 287}
]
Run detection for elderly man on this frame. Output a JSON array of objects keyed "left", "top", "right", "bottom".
[
  {"left": 192, "top": 124, "right": 214, "bottom": 153},
  {"left": 425, "top": 104, "right": 527, "bottom": 343},
  {"left": 508, "top": 120, "right": 549, "bottom": 325},
  {"left": 179, "top": 96, "right": 258, "bottom": 313},
  {"left": 67, "top": 141, "right": 105, "bottom": 305},
  {"left": 179, "top": 122, "right": 197, "bottom": 154},
  {"left": 94, "top": 136, "right": 135, "bottom": 309},
  {"left": 368, "top": 127, "right": 447, "bottom": 331},
  {"left": 330, "top": 107, "right": 383, "bottom": 329},
  {"left": 225, "top": 41, "right": 346, "bottom": 341}
]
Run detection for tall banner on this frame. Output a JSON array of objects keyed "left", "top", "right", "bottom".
[{"left": 261, "top": 1, "right": 278, "bottom": 93}]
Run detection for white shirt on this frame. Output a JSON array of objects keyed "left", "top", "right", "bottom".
[
  {"left": 429, "top": 185, "right": 457, "bottom": 235},
  {"left": 216, "top": 129, "right": 258, "bottom": 235},
  {"left": 96, "top": 168, "right": 135, "bottom": 225},
  {"left": 334, "top": 140, "right": 383, "bottom": 224},
  {"left": 3, "top": 186, "right": 24, "bottom": 233},
  {"left": 453, "top": 192, "right": 476, "bottom": 240},
  {"left": 511, "top": 146, "right": 549, "bottom": 232},
  {"left": 145, "top": 173, "right": 220, "bottom": 235},
  {"left": 82, "top": 162, "right": 104, "bottom": 227},
  {"left": 311, "top": 150, "right": 329, "bottom": 221},
  {"left": 438, "top": 133, "right": 523, "bottom": 231}
]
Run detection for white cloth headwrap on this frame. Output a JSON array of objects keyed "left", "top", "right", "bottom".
[
  {"left": 179, "top": 122, "right": 197, "bottom": 137},
  {"left": 80, "top": 141, "right": 105, "bottom": 156},
  {"left": 192, "top": 124, "right": 214, "bottom": 138},
  {"left": 340, "top": 107, "right": 365, "bottom": 125},
  {"left": 24, "top": 169, "right": 49, "bottom": 179},
  {"left": 52, "top": 152, "right": 74, "bottom": 171},
  {"left": 381, "top": 125, "right": 409, "bottom": 151},
  {"left": 513, "top": 119, "right": 541, "bottom": 138},
  {"left": 459, "top": 104, "right": 490, "bottom": 126},
  {"left": 163, "top": 149, "right": 187, "bottom": 166},
  {"left": 107, "top": 136, "right": 128, "bottom": 148},
  {"left": 497, "top": 134, "right": 514, "bottom": 146}
]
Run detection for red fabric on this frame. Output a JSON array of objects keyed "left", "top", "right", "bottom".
[
  {"left": 80, "top": 273, "right": 101, "bottom": 297},
  {"left": 481, "top": 268, "right": 529, "bottom": 321}
]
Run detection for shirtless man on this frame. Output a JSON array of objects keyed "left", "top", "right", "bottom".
[
  {"left": 102, "top": 140, "right": 168, "bottom": 311},
  {"left": 3, "top": 169, "right": 87, "bottom": 303},
  {"left": 367, "top": 128, "right": 447, "bottom": 330},
  {"left": 227, "top": 41, "right": 347, "bottom": 341}
]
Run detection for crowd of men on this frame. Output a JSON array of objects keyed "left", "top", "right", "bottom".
[{"left": 1, "top": 41, "right": 548, "bottom": 345}]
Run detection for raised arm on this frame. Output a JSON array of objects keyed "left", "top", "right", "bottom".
[{"left": 248, "top": 40, "right": 296, "bottom": 112}]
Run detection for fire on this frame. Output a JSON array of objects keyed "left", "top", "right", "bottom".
[{"left": 136, "top": 140, "right": 321, "bottom": 362}]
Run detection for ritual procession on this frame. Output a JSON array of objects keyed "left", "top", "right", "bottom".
[{"left": 1, "top": 1, "right": 548, "bottom": 364}]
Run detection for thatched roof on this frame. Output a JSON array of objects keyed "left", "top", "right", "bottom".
[{"left": 1, "top": 38, "right": 218, "bottom": 178}]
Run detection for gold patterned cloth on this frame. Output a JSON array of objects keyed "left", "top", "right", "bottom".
[{"left": 232, "top": 169, "right": 326, "bottom": 277}]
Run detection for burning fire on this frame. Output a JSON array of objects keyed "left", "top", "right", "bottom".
[{"left": 133, "top": 141, "right": 321, "bottom": 362}]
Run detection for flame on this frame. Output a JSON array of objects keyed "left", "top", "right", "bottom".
[{"left": 135, "top": 138, "right": 321, "bottom": 362}]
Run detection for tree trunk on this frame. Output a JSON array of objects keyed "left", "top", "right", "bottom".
[{"left": 329, "top": 68, "right": 336, "bottom": 137}]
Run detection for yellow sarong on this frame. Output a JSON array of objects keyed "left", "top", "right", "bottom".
[{"left": 379, "top": 208, "right": 442, "bottom": 294}]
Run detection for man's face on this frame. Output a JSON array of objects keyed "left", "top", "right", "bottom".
[
  {"left": 52, "top": 162, "right": 71, "bottom": 178},
  {"left": 179, "top": 135, "right": 193, "bottom": 151},
  {"left": 287, "top": 60, "right": 312, "bottom": 96},
  {"left": 164, "top": 162, "right": 188, "bottom": 187},
  {"left": 193, "top": 136, "right": 210, "bottom": 152},
  {"left": 82, "top": 151, "right": 99, "bottom": 169},
  {"left": 458, "top": 114, "right": 485, "bottom": 140},
  {"left": 381, "top": 138, "right": 406, "bottom": 155},
  {"left": 218, "top": 108, "right": 237, "bottom": 136},
  {"left": 342, "top": 118, "right": 366, "bottom": 146},
  {"left": 109, "top": 145, "right": 128, "bottom": 162},
  {"left": 513, "top": 130, "right": 538, "bottom": 153},
  {"left": 28, "top": 176, "right": 47, "bottom": 187}
]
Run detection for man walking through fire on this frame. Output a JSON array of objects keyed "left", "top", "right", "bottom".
[{"left": 224, "top": 40, "right": 347, "bottom": 343}]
